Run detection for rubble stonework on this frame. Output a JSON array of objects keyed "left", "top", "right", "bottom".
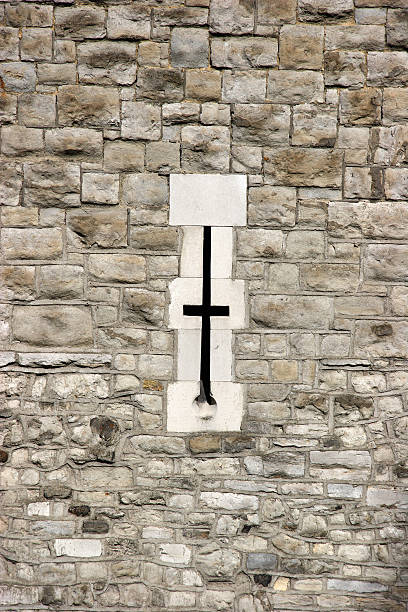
[{"left": 0, "top": 1, "right": 408, "bottom": 610}]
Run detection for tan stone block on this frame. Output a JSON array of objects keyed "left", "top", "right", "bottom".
[
  {"left": 58, "top": 86, "right": 120, "bottom": 128},
  {"left": 0, "top": 27, "right": 19, "bottom": 61},
  {"left": 365, "top": 244, "right": 408, "bottom": 282},
  {"left": 344, "top": 167, "right": 372, "bottom": 199},
  {"left": 340, "top": 88, "right": 381, "bottom": 125},
  {"left": 0, "top": 266, "right": 35, "bottom": 301},
  {"left": 280, "top": 25, "right": 323, "bottom": 69},
  {"left": 232, "top": 103, "right": 289, "bottom": 145},
  {"left": 104, "top": 141, "right": 145, "bottom": 172},
  {"left": 78, "top": 41, "right": 137, "bottom": 86},
  {"left": 6, "top": 3, "right": 53, "bottom": 27},
  {"left": 1, "top": 207, "right": 38, "bottom": 227},
  {"left": 368, "top": 51, "right": 408, "bottom": 86},
  {"left": 67, "top": 209, "right": 127, "bottom": 248},
  {"left": 286, "top": 230, "right": 325, "bottom": 258},
  {"left": 299, "top": 0, "right": 354, "bottom": 21},
  {"left": 325, "top": 25, "right": 385, "bottom": 50},
  {"left": 390, "top": 287, "right": 408, "bottom": 316},
  {"left": 0, "top": 92, "right": 17, "bottom": 124},
  {"left": 0, "top": 163, "right": 22, "bottom": 206},
  {"left": 55, "top": 7, "right": 105, "bottom": 40},
  {"left": 292, "top": 104, "right": 337, "bottom": 147},
  {"left": 37, "top": 63, "right": 76, "bottom": 86},
  {"left": 209, "top": 0, "right": 254, "bottom": 34},
  {"left": 19, "top": 93, "right": 55, "bottom": 128},
  {"left": 265, "top": 148, "right": 342, "bottom": 187},
  {"left": 24, "top": 161, "right": 80, "bottom": 208},
  {"left": 385, "top": 168, "right": 408, "bottom": 200},
  {"left": 237, "top": 229, "right": 284, "bottom": 258},
  {"left": 302, "top": 264, "right": 360, "bottom": 292},
  {"left": 21, "top": 27, "right": 52, "bottom": 61},
  {"left": 267, "top": 70, "right": 324, "bottom": 104},
  {"left": 251, "top": 295, "right": 332, "bottom": 330},
  {"left": 45, "top": 128, "right": 103, "bottom": 159},
  {"left": 123, "top": 289, "right": 165, "bottom": 326},
  {"left": 88, "top": 254, "right": 146, "bottom": 283},
  {"left": 130, "top": 227, "right": 179, "bottom": 251},
  {"left": 248, "top": 186, "right": 296, "bottom": 227},
  {"left": 324, "top": 51, "right": 365, "bottom": 87},
  {"left": 383, "top": 88, "right": 408, "bottom": 124},
  {"left": 38, "top": 266, "right": 83, "bottom": 299},
  {"left": 211, "top": 37, "right": 277, "bottom": 68},
  {"left": 1, "top": 126, "right": 43, "bottom": 156},
  {"left": 258, "top": 0, "right": 296, "bottom": 24},
  {"left": 2, "top": 228, "right": 63, "bottom": 260},
  {"left": 13, "top": 306, "right": 93, "bottom": 347},
  {"left": 271, "top": 360, "right": 298, "bottom": 383},
  {"left": 136, "top": 68, "right": 184, "bottom": 103},
  {"left": 222, "top": 70, "right": 266, "bottom": 103},
  {"left": 354, "top": 320, "right": 408, "bottom": 358},
  {"left": 185, "top": 69, "right": 222, "bottom": 101}
]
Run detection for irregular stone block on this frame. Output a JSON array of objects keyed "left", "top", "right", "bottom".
[
  {"left": 136, "top": 68, "right": 184, "bottom": 102},
  {"left": 280, "top": 25, "right": 323, "bottom": 69},
  {"left": 0, "top": 266, "right": 35, "bottom": 301},
  {"left": 387, "top": 9, "right": 408, "bottom": 47},
  {"left": 2, "top": 228, "right": 63, "bottom": 260},
  {"left": 21, "top": 27, "right": 52, "bottom": 61},
  {"left": 324, "top": 51, "right": 365, "bottom": 87},
  {"left": 232, "top": 103, "right": 289, "bottom": 145},
  {"left": 383, "top": 87, "right": 408, "bottom": 124},
  {"left": 82, "top": 173, "right": 119, "bottom": 205},
  {"left": 340, "top": 87, "right": 381, "bottom": 124},
  {"left": 0, "top": 62, "right": 36, "bottom": 92},
  {"left": 365, "top": 244, "right": 408, "bottom": 282},
  {"left": 55, "top": 539, "right": 102, "bottom": 557},
  {"left": 123, "top": 289, "right": 165, "bottom": 326},
  {"left": 89, "top": 254, "right": 146, "bottom": 283},
  {"left": 265, "top": 148, "right": 342, "bottom": 187},
  {"left": 267, "top": 70, "right": 324, "bottom": 104},
  {"left": 0, "top": 92, "right": 17, "bottom": 124},
  {"left": 104, "top": 141, "right": 144, "bottom": 172},
  {"left": 209, "top": 0, "right": 254, "bottom": 34},
  {"left": 237, "top": 229, "right": 284, "bottom": 258},
  {"left": 145, "top": 141, "right": 181, "bottom": 173},
  {"left": 24, "top": 161, "right": 80, "bottom": 208},
  {"left": 122, "top": 173, "right": 168, "bottom": 207},
  {"left": 326, "top": 25, "right": 385, "bottom": 50},
  {"left": 38, "top": 265, "right": 83, "bottom": 299},
  {"left": 222, "top": 70, "right": 266, "bottom": 103},
  {"left": 154, "top": 6, "right": 208, "bottom": 27},
  {"left": 6, "top": 3, "right": 53, "bottom": 27},
  {"left": 251, "top": 295, "right": 332, "bottom": 329},
  {"left": 13, "top": 306, "right": 93, "bottom": 347},
  {"left": 19, "top": 93, "right": 55, "bottom": 127},
  {"left": 55, "top": 7, "right": 105, "bottom": 40},
  {"left": 384, "top": 168, "right": 408, "bottom": 200},
  {"left": 368, "top": 51, "right": 408, "bottom": 86},
  {"left": 247, "top": 553, "right": 277, "bottom": 570},
  {"left": 258, "top": 0, "right": 296, "bottom": 24},
  {"left": 159, "top": 543, "right": 192, "bottom": 565},
  {"left": 58, "top": 85, "right": 120, "bottom": 128},
  {"left": 264, "top": 452, "right": 305, "bottom": 478},
  {"left": 0, "top": 163, "right": 22, "bottom": 205},
  {"left": 67, "top": 209, "right": 127, "bottom": 248},
  {"left": 329, "top": 201, "right": 408, "bottom": 240},
  {"left": 130, "top": 227, "right": 178, "bottom": 251},
  {"left": 78, "top": 41, "right": 137, "bottom": 86},
  {"left": 299, "top": 0, "right": 354, "bottom": 22},
  {"left": 45, "top": 128, "right": 102, "bottom": 159},
  {"left": 302, "top": 264, "right": 360, "bottom": 292},
  {"left": 1, "top": 126, "right": 43, "bottom": 156},
  {"left": 185, "top": 69, "right": 221, "bottom": 101},
  {"left": 47, "top": 373, "right": 109, "bottom": 399},
  {"left": 292, "top": 104, "right": 337, "bottom": 147},
  {"left": 354, "top": 320, "right": 408, "bottom": 358},
  {"left": 171, "top": 27, "right": 208, "bottom": 67},
  {"left": 121, "top": 101, "right": 161, "bottom": 141},
  {"left": 37, "top": 63, "right": 76, "bottom": 86},
  {"left": 212, "top": 37, "right": 278, "bottom": 68},
  {"left": 181, "top": 125, "right": 230, "bottom": 172},
  {"left": 248, "top": 186, "right": 296, "bottom": 227},
  {"left": 0, "top": 27, "right": 19, "bottom": 61},
  {"left": 107, "top": 5, "right": 151, "bottom": 40}
]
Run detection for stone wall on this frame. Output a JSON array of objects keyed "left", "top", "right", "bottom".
[{"left": 1, "top": 0, "right": 408, "bottom": 610}]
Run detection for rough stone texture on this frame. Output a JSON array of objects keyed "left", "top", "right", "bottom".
[{"left": 0, "top": 3, "right": 406, "bottom": 610}]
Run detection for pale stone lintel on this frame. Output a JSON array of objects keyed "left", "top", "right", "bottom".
[
  {"left": 169, "top": 174, "right": 247, "bottom": 226},
  {"left": 167, "top": 381, "right": 244, "bottom": 432}
]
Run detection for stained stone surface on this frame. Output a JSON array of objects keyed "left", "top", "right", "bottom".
[{"left": 0, "top": 2, "right": 407, "bottom": 610}]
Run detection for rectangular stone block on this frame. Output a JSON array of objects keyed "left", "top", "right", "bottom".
[
  {"left": 340, "top": 88, "right": 381, "bottom": 125},
  {"left": 45, "top": 128, "right": 102, "bottom": 159},
  {"left": 1, "top": 126, "right": 43, "bottom": 156},
  {"left": 302, "top": 264, "right": 360, "bottom": 292},
  {"left": 67, "top": 209, "right": 127, "bottom": 248},
  {"left": 232, "top": 103, "right": 289, "bottom": 145},
  {"left": 6, "top": 3, "right": 53, "bottom": 27},
  {"left": 280, "top": 25, "right": 323, "bottom": 69},
  {"left": 299, "top": 0, "right": 354, "bottom": 22},
  {"left": 12, "top": 306, "right": 93, "bottom": 347},
  {"left": 251, "top": 295, "right": 332, "bottom": 330},
  {"left": 181, "top": 125, "right": 230, "bottom": 172},
  {"left": 212, "top": 37, "right": 277, "bottom": 68},
  {"left": 354, "top": 320, "right": 408, "bottom": 358},
  {"left": 365, "top": 244, "right": 408, "bottom": 282},
  {"left": 121, "top": 101, "right": 161, "bottom": 141},
  {"left": 0, "top": 62, "right": 36, "bottom": 92},
  {"left": 0, "top": 266, "right": 36, "bottom": 301},
  {"left": 24, "top": 161, "right": 80, "bottom": 208},
  {"left": 89, "top": 254, "right": 146, "bottom": 284},
  {"left": 368, "top": 51, "right": 408, "bottom": 86},
  {"left": 209, "top": 0, "right": 254, "bottom": 34},
  {"left": 2, "top": 228, "right": 63, "bottom": 260},
  {"left": 222, "top": 70, "right": 266, "bottom": 103},
  {"left": 19, "top": 93, "right": 56, "bottom": 127},
  {"left": 82, "top": 173, "right": 119, "bottom": 205},
  {"left": 55, "top": 539, "right": 102, "bottom": 557},
  {"left": 383, "top": 88, "right": 408, "bottom": 124},
  {"left": 107, "top": 5, "right": 151, "bottom": 40},
  {"left": 58, "top": 86, "right": 120, "bottom": 128},
  {"left": 264, "top": 148, "right": 342, "bottom": 187},
  {"left": 78, "top": 41, "right": 137, "bottom": 86},
  {"left": 136, "top": 68, "right": 184, "bottom": 103},
  {"left": 55, "top": 7, "right": 105, "bottom": 40}
]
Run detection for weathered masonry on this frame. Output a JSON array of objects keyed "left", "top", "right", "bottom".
[{"left": 1, "top": 0, "right": 408, "bottom": 610}]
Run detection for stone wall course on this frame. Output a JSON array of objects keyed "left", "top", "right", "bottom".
[{"left": 0, "top": 1, "right": 407, "bottom": 609}]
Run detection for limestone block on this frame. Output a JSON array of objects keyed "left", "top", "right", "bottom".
[
  {"left": 38, "top": 265, "right": 83, "bottom": 299},
  {"left": 185, "top": 69, "right": 221, "bottom": 101},
  {"left": 258, "top": 0, "right": 296, "bottom": 23},
  {"left": 280, "top": 26, "right": 323, "bottom": 69},
  {"left": 6, "top": 3, "right": 53, "bottom": 27},
  {"left": 130, "top": 227, "right": 178, "bottom": 252},
  {"left": 82, "top": 173, "right": 119, "bottom": 205},
  {"left": 384, "top": 168, "right": 408, "bottom": 200},
  {"left": 104, "top": 141, "right": 144, "bottom": 172},
  {"left": 326, "top": 25, "right": 385, "bottom": 50},
  {"left": 123, "top": 173, "right": 168, "bottom": 208},
  {"left": 19, "top": 94, "right": 55, "bottom": 127},
  {"left": 231, "top": 146, "right": 262, "bottom": 173},
  {"left": 54, "top": 40, "right": 76, "bottom": 63},
  {"left": 265, "top": 148, "right": 342, "bottom": 187},
  {"left": 324, "top": 51, "right": 365, "bottom": 87},
  {"left": 58, "top": 86, "right": 120, "bottom": 128},
  {"left": 222, "top": 70, "right": 266, "bottom": 103},
  {"left": 89, "top": 254, "right": 146, "bottom": 284},
  {"left": 37, "top": 63, "right": 76, "bottom": 86},
  {"left": 0, "top": 266, "right": 36, "bottom": 301},
  {"left": 0, "top": 27, "right": 19, "bottom": 61},
  {"left": 55, "top": 539, "right": 102, "bottom": 557},
  {"left": 136, "top": 68, "right": 184, "bottom": 102},
  {"left": 1, "top": 126, "right": 43, "bottom": 156},
  {"left": 0, "top": 92, "right": 16, "bottom": 124},
  {"left": 159, "top": 543, "right": 191, "bottom": 565},
  {"left": 299, "top": 0, "right": 354, "bottom": 22},
  {"left": 251, "top": 295, "right": 332, "bottom": 330},
  {"left": 12, "top": 306, "right": 93, "bottom": 347},
  {"left": 123, "top": 289, "right": 165, "bottom": 326},
  {"left": 121, "top": 101, "right": 161, "bottom": 141},
  {"left": 0, "top": 62, "right": 36, "bottom": 92},
  {"left": 67, "top": 209, "right": 127, "bottom": 248},
  {"left": 45, "top": 128, "right": 103, "bottom": 159},
  {"left": 292, "top": 104, "right": 337, "bottom": 147},
  {"left": 267, "top": 71, "right": 324, "bottom": 104},
  {"left": 0, "top": 163, "right": 22, "bottom": 205},
  {"left": 163, "top": 102, "right": 200, "bottom": 124},
  {"left": 211, "top": 37, "right": 278, "bottom": 68},
  {"left": 340, "top": 88, "right": 381, "bottom": 125},
  {"left": 171, "top": 28, "right": 208, "bottom": 67},
  {"left": 237, "top": 229, "right": 283, "bottom": 258},
  {"left": 2, "top": 228, "right": 63, "bottom": 260},
  {"left": 107, "top": 5, "right": 151, "bottom": 40},
  {"left": 354, "top": 321, "right": 408, "bottom": 358},
  {"left": 387, "top": 9, "right": 408, "bottom": 47},
  {"left": 272, "top": 533, "right": 308, "bottom": 555},
  {"left": 383, "top": 88, "right": 408, "bottom": 124},
  {"left": 355, "top": 8, "right": 386, "bottom": 24},
  {"left": 368, "top": 51, "right": 408, "bottom": 86},
  {"left": 146, "top": 142, "right": 181, "bottom": 173},
  {"left": 78, "top": 42, "right": 137, "bottom": 86},
  {"left": 232, "top": 104, "right": 289, "bottom": 146},
  {"left": 181, "top": 126, "right": 230, "bottom": 172},
  {"left": 24, "top": 162, "right": 80, "bottom": 208},
  {"left": 209, "top": 0, "right": 254, "bottom": 34},
  {"left": 21, "top": 28, "right": 52, "bottom": 61},
  {"left": 55, "top": 7, "right": 105, "bottom": 40}
]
